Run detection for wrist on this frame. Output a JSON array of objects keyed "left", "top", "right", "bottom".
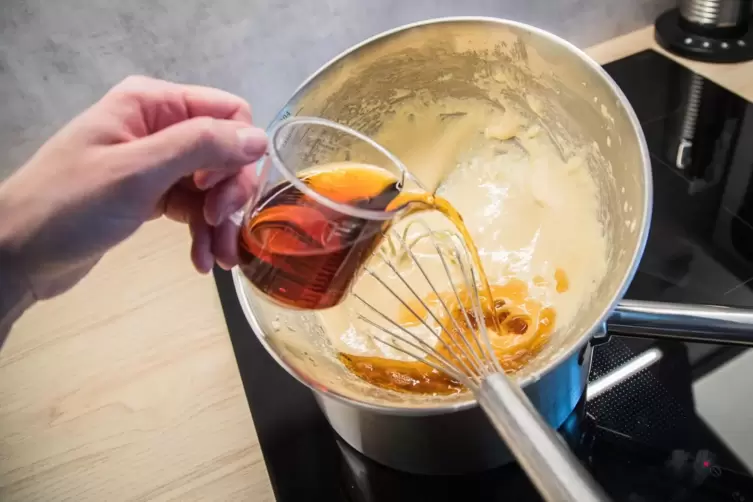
[
  {"left": 0, "top": 255, "right": 35, "bottom": 339},
  {"left": 0, "top": 185, "right": 36, "bottom": 340}
]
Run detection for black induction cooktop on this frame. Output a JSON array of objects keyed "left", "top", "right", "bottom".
[{"left": 214, "top": 49, "right": 753, "bottom": 501}]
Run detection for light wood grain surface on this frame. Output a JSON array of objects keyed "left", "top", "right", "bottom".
[
  {"left": 1, "top": 24, "right": 750, "bottom": 502},
  {"left": 0, "top": 220, "right": 273, "bottom": 501}
]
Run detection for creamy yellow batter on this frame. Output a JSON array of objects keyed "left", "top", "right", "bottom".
[{"left": 319, "top": 98, "right": 608, "bottom": 375}]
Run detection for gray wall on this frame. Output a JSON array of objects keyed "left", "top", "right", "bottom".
[{"left": 0, "top": 0, "right": 673, "bottom": 179}]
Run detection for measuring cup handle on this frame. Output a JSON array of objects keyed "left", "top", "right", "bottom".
[{"left": 608, "top": 300, "right": 753, "bottom": 346}]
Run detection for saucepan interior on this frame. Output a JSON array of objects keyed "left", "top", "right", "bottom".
[{"left": 233, "top": 17, "right": 650, "bottom": 414}]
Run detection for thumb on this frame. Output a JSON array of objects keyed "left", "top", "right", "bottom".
[{"left": 124, "top": 117, "right": 268, "bottom": 187}]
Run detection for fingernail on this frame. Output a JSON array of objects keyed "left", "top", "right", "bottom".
[
  {"left": 237, "top": 128, "right": 268, "bottom": 157},
  {"left": 196, "top": 171, "right": 225, "bottom": 190},
  {"left": 217, "top": 259, "right": 234, "bottom": 271},
  {"left": 207, "top": 204, "right": 227, "bottom": 226},
  {"left": 212, "top": 198, "right": 247, "bottom": 226},
  {"left": 194, "top": 261, "right": 211, "bottom": 274},
  {"left": 228, "top": 209, "right": 244, "bottom": 226},
  {"left": 200, "top": 257, "right": 214, "bottom": 274}
]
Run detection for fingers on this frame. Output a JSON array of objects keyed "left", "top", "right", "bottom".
[
  {"left": 194, "top": 165, "right": 257, "bottom": 271},
  {"left": 161, "top": 186, "right": 212, "bottom": 273},
  {"left": 123, "top": 117, "right": 267, "bottom": 191},
  {"left": 212, "top": 219, "right": 241, "bottom": 270},
  {"left": 103, "top": 76, "right": 264, "bottom": 274},
  {"left": 107, "top": 76, "right": 253, "bottom": 129},
  {"left": 181, "top": 84, "right": 253, "bottom": 123},
  {"left": 163, "top": 184, "right": 242, "bottom": 273},
  {"left": 204, "top": 164, "right": 257, "bottom": 226},
  {"left": 193, "top": 169, "right": 232, "bottom": 190},
  {"left": 190, "top": 216, "right": 214, "bottom": 274},
  {"left": 162, "top": 184, "right": 202, "bottom": 224}
]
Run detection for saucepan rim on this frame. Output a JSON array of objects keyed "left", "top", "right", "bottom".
[{"left": 232, "top": 16, "right": 652, "bottom": 417}]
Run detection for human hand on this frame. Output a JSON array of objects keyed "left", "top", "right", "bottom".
[{"left": 0, "top": 76, "right": 268, "bottom": 301}]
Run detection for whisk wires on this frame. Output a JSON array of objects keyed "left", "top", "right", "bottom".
[{"left": 353, "top": 223, "right": 503, "bottom": 391}]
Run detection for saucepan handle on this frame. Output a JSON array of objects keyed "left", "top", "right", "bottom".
[{"left": 608, "top": 300, "right": 753, "bottom": 346}]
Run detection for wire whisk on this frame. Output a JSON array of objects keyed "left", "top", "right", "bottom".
[
  {"left": 349, "top": 220, "right": 610, "bottom": 502},
  {"left": 355, "top": 219, "right": 502, "bottom": 392}
]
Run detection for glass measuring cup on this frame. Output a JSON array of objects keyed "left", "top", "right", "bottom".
[{"left": 237, "top": 116, "right": 419, "bottom": 310}]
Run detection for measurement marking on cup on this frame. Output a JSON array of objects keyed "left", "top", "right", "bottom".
[{"left": 586, "top": 348, "right": 663, "bottom": 401}]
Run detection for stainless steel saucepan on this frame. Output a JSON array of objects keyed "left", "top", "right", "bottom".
[{"left": 233, "top": 17, "right": 753, "bottom": 475}]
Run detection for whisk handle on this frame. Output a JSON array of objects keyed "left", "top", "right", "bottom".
[{"left": 478, "top": 373, "right": 609, "bottom": 502}]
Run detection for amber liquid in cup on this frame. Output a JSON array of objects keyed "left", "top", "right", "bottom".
[
  {"left": 239, "top": 162, "right": 498, "bottom": 315},
  {"left": 238, "top": 164, "right": 401, "bottom": 310}
]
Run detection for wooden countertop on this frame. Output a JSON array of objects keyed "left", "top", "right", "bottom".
[
  {"left": 2, "top": 24, "right": 752, "bottom": 501},
  {"left": 0, "top": 221, "right": 273, "bottom": 501},
  {"left": 588, "top": 25, "right": 753, "bottom": 102}
]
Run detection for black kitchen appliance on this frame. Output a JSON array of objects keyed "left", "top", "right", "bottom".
[
  {"left": 656, "top": 0, "right": 753, "bottom": 62},
  {"left": 214, "top": 49, "right": 753, "bottom": 501}
]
